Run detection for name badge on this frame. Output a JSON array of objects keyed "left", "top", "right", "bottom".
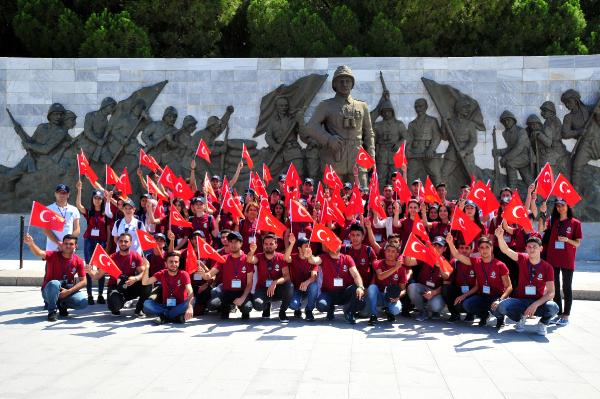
[
  {"left": 193, "top": 273, "right": 202, "bottom": 281},
  {"left": 248, "top": 236, "right": 256, "bottom": 244},
  {"left": 554, "top": 241, "right": 565, "bottom": 250},
  {"left": 166, "top": 297, "right": 176, "bottom": 307},
  {"left": 374, "top": 234, "right": 382, "bottom": 242},
  {"left": 426, "top": 281, "right": 435, "bottom": 288},
  {"left": 503, "top": 234, "right": 511, "bottom": 243},
  {"left": 333, "top": 277, "right": 343, "bottom": 287},
  {"left": 91, "top": 228, "right": 100, "bottom": 237},
  {"left": 461, "top": 285, "right": 469, "bottom": 294},
  {"left": 231, "top": 279, "right": 242, "bottom": 289},
  {"left": 525, "top": 285, "right": 536, "bottom": 296},
  {"left": 482, "top": 285, "right": 491, "bottom": 294},
  {"left": 343, "top": 240, "right": 350, "bottom": 246},
  {"left": 298, "top": 232, "right": 306, "bottom": 240},
  {"left": 266, "top": 279, "right": 273, "bottom": 287}
]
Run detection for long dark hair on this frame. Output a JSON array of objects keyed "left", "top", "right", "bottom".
[
  {"left": 542, "top": 202, "right": 574, "bottom": 246},
  {"left": 88, "top": 194, "right": 106, "bottom": 217}
]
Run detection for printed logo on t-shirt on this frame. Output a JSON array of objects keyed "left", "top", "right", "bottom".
[
  {"left": 241, "top": 266, "right": 246, "bottom": 273},
  {"left": 343, "top": 265, "right": 348, "bottom": 272},
  {"left": 469, "top": 270, "right": 475, "bottom": 277},
  {"left": 71, "top": 267, "right": 76, "bottom": 274},
  {"left": 131, "top": 261, "right": 136, "bottom": 269},
  {"left": 177, "top": 279, "right": 181, "bottom": 286},
  {"left": 203, "top": 223, "right": 208, "bottom": 229},
  {"left": 491, "top": 271, "right": 497, "bottom": 279},
  {"left": 566, "top": 227, "right": 572, "bottom": 234},
  {"left": 274, "top": 264, "right": 280, "bottom": 271},
  {"left": 361, "top": 258, "right": 366, "bottom": 264},
  {"left": 393, "top": 274, "right": 399, "bottom": 281},
  {"left": 537, "top": 273, "right": 543, "bottom": 280}
]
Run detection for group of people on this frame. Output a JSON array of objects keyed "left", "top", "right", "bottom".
[{"left": 25, "top": 161, "right": 582, "bottom": 337}]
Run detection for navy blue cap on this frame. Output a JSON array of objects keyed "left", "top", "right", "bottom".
[
  {"left": 227, "top": 231, "right": 243, "bottom": 242},
  {"left": 92, "top": 190, "right": 103, "bottom": 198},
  {"left": 55, "top": 184, "right": 70, "bottom": 193},
  {"left": 123, "top": 199, "right": 136, "bottom": 208},
  {"left": 432, "top": 236, "right": 447, "bottom": 247},
  {"left": 191, "top": 196, "right": 206, "bottom": 204},
  {"left": 153, "top": 233, "right": 166, "bottom": 240},
  {"left": 303, "top": 178, "right": 314, "bottom": 185}
]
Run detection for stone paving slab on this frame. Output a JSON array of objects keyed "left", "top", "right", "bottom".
[{"left": 0, "top": 287, "right": 600, "bottom": 399}]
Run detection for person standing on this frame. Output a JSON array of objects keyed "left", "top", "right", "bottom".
[{"left": 44, "top": 184, "right": 81, "bottom": 251}]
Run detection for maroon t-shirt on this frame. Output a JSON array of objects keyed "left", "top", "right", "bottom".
[
  {"left": 469, "top": 256, "right": 509, "bottom": 296},
  {"left": 148, "top": 251, "right": 166, "bottom": 277},
  {"left": 213, "top": 253, "right": 251, "bottom": 292},
  {"left": 416, "top": 262, "right": 443, "bottom": 289},
  {"left": 108, "top": 251, "right": 144, "bottom": 285},
  {"left": 190, "top": 214, "right": 214, "bottom": 244},
  {"left": 373, "top": 259, "right": 407, "bottom": 291},
  {"left": 544, "top": 217, "right": 582, "bottom": 271},
  {"left": 320, "top": 253, "right": 356, "bottom": 292},
  {"left": 451, "top": 258, "right": 477, "bottom": 287},
  {"left": 82, "top": 209, "right": 109, "bottom": 241},
  {"left": 153, "top": 269, "right": 191, "bottom": 304},
  {"left": 341, "top": 244, "right": 376, "bottom": 286},
  {"left": 239, "top": 218, "right": 262, "bottom": 253},
  {"left": 515, "top": 253, "right": 554, "bottom": 299},
  {"left": 42, "top": 251, "right": 85, "bottom": 289},
  {"left": 398, "top": 217, "right": 414, "bottom": 251},
  {"left": 429, "top": 221, "right": 450, "bottom": 241},
  {"left": 254, "top": 252, "right": 286, "bottom": 289},
  {"left": 288, "top": 253, "right": 318, "bottom": 288}
]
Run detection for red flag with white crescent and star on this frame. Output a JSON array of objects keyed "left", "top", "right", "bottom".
[
  {"left": 195, "top": 139, "right": 212, "bottom": 163},
  {"left": 118, "top": 167, "right": 133, "bottom": 196},
  {"left": 139, "top": 149, "right": 161, "bottom": 173},
  {"left": 147, "top": 176, "right": 168, "bottom": 202},
  {"left": 450, "top": 206, "right": 482, "bottom": 245},
  {"left": 412, "top": 213, "right": 431, "bottom": 243},
  {"left": 355, "top": 147, "right": 375, "bottom": 169},
  {"left": 196, "top": 235, "right": 226, "bottom": 263},
  {"left": 29, "top": 201, "right": 66, "bottom": 231},
  {"left": 503, "top": 193, "right": 533, "bottom": 232},
  {"left": 158, "top": 165, "right": 177, "bottom": 190},
  {"left": 393, "top": 141, "right": 407, "bottom": 169},
  {"left": 392, "top": 175, "right": 412, "bottom": 203},
  {"left": 241, "top": 143, "right": 254, "bottom": 169},
  {"left": 137, "top": 229, "right": 158, "bottom": 252},
  {"left": 185, "top": 239, "right": 199, "bottom": 275},
  {"left": 77, "top": 150, "right": 98, "bottom": 184},
  {"left": 257, "top": 207, "right": 287, "bottom": 237},
  {"left": 262, "top": 163, "right": 272, "bottom": 185},
  {"left": 535, "top": 162, "right": 554, "bottom": 199},
  {"left": 402, "top": 233, "right": 438, "bottom": 266},
  {"left": 105, "top": 164, "right": 121, "bottom": 187},
  {"left": 289, "top": 199, "right": 314, "bottom": 223},
  {"left": 310, "top": 223, "right": 342, "bottom": 253},
  {"left": 89, "top": 244, "right": 122, "bottom": 279},
  {"left": 549, "top": 173, "right": 581, "bottom": 207},
  {"left": 170, "top": 206, "right": 193, "bottom": 228},
  {"left": 323, "top": 164, "right": 343, "bottom": 190},
  {"left": 221, "top": 190, "right": 244, "bottom": 220},
  {"left": 467, "top": 180, "right": 499, "bottom": 215},
  {"left": 423, "top": 176, "right": 442, "bottom": 205}
]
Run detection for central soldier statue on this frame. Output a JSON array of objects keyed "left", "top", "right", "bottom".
[{"left": 307, "top": 65, "right": 375, "bottom": 187}]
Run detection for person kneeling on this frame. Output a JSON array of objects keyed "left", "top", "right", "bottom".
[
  {"left": 142, "top": 252, "right": 194, "bottom": 324},
  {"left": 285, "top": 234, "right": 321, "bottom": 321},
  {"left": 367, "top": 242, "right": 406, "bottom": 325}
]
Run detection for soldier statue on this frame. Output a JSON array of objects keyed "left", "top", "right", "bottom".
[
  {"left": 306, "top": 65, "right": 375, "bottom": 186},
  {"left": 571, "top": 106, "right": 600, "bottom": 191},
  {"left": 78, "top": 97, "right": 117, "bottom": 164},
  {"left": 170, "top": 115, "right": 198, "bottom": 177},
  {"left": 530, "top": 105, "right": 570, "bottom": 178},
  {"left": 105, "top": 98, "right": 150, "bottom": 171},
  {"left": 370, "top": 91, "right": 406, "bottom": 185},
  {"left": 441, "top": 97, "right": 478, "bottom": 185},
  {"left": 191, "top": 106, "right": 234, "bottom": 176},
  {"left": 141, "top": 106, "right": 179, "bottom": 158},
  {"left": 494, "top": 111, "right": 534, "bottom": 188},
  {"left": 406, "top": 98, "right": 441, "bottom": 184}
]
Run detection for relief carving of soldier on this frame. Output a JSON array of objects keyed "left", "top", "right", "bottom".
[
  {"left": 494, "top": 110, "right": 534, "bottom": 188},
  {"left": 78, "top": 97, "right": 117, "bottom": 164},
  {"left": 406, "top": 98, "right": 441, "bottom": 184},
  {"left": 441, "top": 98, "right": 478, "bottom": 185},
  {"left": 529, "top": 104, "right": 570, "bottom": 178}
]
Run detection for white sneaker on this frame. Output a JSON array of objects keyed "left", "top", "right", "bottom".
[
  {"left": 515, "top": 316, "right": 526, "bottom": 333},
  {"left": 536, "top": 322, "right": 547, "bottom": 336}
]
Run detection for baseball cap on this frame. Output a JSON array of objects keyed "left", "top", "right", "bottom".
[
  {"left": 153, "top": 233, "right": 166, "bottom": 241},
  {"left": 303, "top": 178, "right": 314, "bottom": 186},
  {"left": 55, "top": 184, "right": 70, "bottom": 193},
  {"left": 464, "top": 200, "right": 477, "bottom": 208},
  {"left": 123, "top": 199, "right": 136, "bottom": 208},
  {"left": 191, "top": 196, "right": 206, "bottom": 204},
  {"left": 211, "top": 175, "right": 221, "bottom": 181},
  {"left": 343, "top": 182, "right": 352, "bottom": 189},
  {"left": 555, "top": 198, "right": 567, "bottom": 205},
  {"left": 278, "top": 174, "right": 286, "bottom": 182},
  {"left": 227, "top": 231, "right": 243, "bottom": 242},
  {"left": 432, "top": 236, "right": 447, "bottom": 247},
  {"left": 296, "top": 236, "right": 310, "bottom": 246},
  {"left": 92, "top": 190, "right": 103, "bottom": 198}
]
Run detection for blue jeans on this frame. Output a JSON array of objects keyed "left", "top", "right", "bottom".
[
  {"left": 407, "top": 283, "right": 445, "bottom": 313},
  {"left": 84, "top": 239, "right": 106, "bottom": 296},
  {"left": 41, "top": 280, "right": 88, "bottom": 313},
  {"left": 462, "top": 294, "right": 502, "bottom": 318},
  {"left": 316, "top": 285, "right": 366, "bottom": 314},
  {"left": 143, "top": 297, "right": 192, "bottom": 320},
  {"left": 289, "top": 282, "right": 318, "bottom": 312},
  {"left": 497, "top": 298, "right": 559, "bottom": 325},
  {"left": 366, "top": 284, "right": 402, "bottom": 316}
]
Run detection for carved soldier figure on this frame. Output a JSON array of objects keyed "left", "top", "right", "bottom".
[
  {"left": 370, "top": 93, "right": 406, "bottom": 185},
  {"left": 264, "top": 96, "right": 305, "bottom": 178},
  {"left": 79, "top": 97, "right": 117, "bottom": 164},
  {"left": 141, "top": 106, "right": 179, "bottom": 155},
  {"left": 191, "top": 106, "right": 234, "bottom": 176},
  {"left": 105, "top": 98, "right": 150, "bottom": 170},
  {"left": 561, "top": 89, "right": 590, "bottom": 140},
  {"left": 307, "top": 65, "right": 375, "bottom": 186},
  {"left": 494, "top": 111, "right": 534, "bottom": 188},
  {"left": 406, "top": 98, "right": 441, "bottom": 184},
  {"left": 572, "top": 107, "right": 600, "bottom": 190},
  {"left": 170, "top": 115, "right": 198, "bottom": 177},
  {"left": 301, "top": 134, "right": 322, "bottom": 182},
  {"left": 441, "top": 98, "right": 478, "bottom": 184},
  {"left": 531, "top": 105, "right": 570, "bottom": 177}
]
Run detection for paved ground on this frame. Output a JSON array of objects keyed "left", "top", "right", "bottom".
[{"left": 1, "top": 287, "right": 600, "bottom": 399}]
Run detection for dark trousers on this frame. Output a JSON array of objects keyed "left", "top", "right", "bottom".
[
  {"left": 253, "top": 282, "right": 294, "bottom": 312},
  {"left": 442, "top": 284, "right": 469, "bottom": 316},
  {"left": 107, "top": 283, "right": 151, "bottom": 313},
  {"left": 316, "top": 285, "right": 366, "bottom": 314},
  {"left": 192, "top": 284, "right": 212, "bottom": 315},
  {"left": 495, "top": 248, "right": 519, "bottom": 289},
  {"left": 462, "top": 294, "right": 501, "bottom": 319},
  {"left": 209, "top": 285, "right": 253, "bottom": 316},
  {"left": 553, "top": 267, "right": 574, "bottom": 316}
]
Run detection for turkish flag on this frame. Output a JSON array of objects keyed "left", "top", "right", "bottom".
[
  {"left": 195, "top": 139, "right": 212, "bottom": 163},
  {"left": 393, "top": 141, "right": 407, "bottom": 169},
  {"left": 321, "top": 199, "right": 345, "bottom": 226},
  {"left": 196, "top": 236, "right": 226, "bottom": 263},
  {"left": 241, "top": 143, "right": 253, "bottom": 169},
  {"left": 368, "top": 168, "right": 386, "bottom": 219},
  {"left": 310, "top": 223, "right": 342, "bottom": 253},
  {"left": 323, "top": 164, "right": 343, "bottom": 190},
  {"left": 402, "top": 233, "right": 438, "bottom": 266},
  {"left": 153, "top": 201, "right": 166, "bottom": 220},
  {"left": 412, "top": 213, "right": 431, "bottom": 243},
  {"left": 173, "top": 176, "right": 194, "bottom": 200},
  {"left": 467, "top": 180, "right": 499, "bottom": 215},
  {"left": 29, "top": 201, "right": 66, "bottom": 231},
  {"left": 289, "top": 199, "right": 314, "bottom": 223},
  {"left": 535, "top": 163, "right": 555, "bottom": 199},
  {"left": 139, "top": 149, "right": 160, "bottom": 172},
  {"left": 257, "top": 208, "right": 287, "bottom": 237},
  {"left": 345, "top": 186, "right": 364, "bottom": 217},
  {"left": 285, "top": 162, "right": 302, "bottom": 189},
  {"left": 105, "top": 164, "right": 121, "bottom": 187},
  {"left": 250, "top": 171, "right": 269, "bottom": 198},
  {"left": 549, "top": 173, "right": 581, "bottom": 207},
  {"left": 137, "top": 229, "right": 157, "bottom": 252},
  {"left": 202, "top": 172, "right": 218, "bottom": 203},
  {"left": 330, "top": 188, "right": 347, "bottom": 214},
  {"left": 221, "top": 176, "right": 230, "bottom": 197},
  {"left": 450, "top": 206, "right": 482, "bottom": 245},
  {"left": 185, "top": 240, "right": 199, "bottom": 275},
  {"left": 356, "top": 147, "right": 375, "bottom": 169},
  {"left": 158, "top": 165, "right": 176, "bottom": 190},
  {"left": 315, "top": 182, "right": 325, "bottom": 206},
  {"left": 221, "top": 190, "right": 244, "bottom": 220},
  {"left": 170, "top": 206, "right": 193, "bottom": 228},
  {"left": 262, "top": 163, "right": 272, "bottom": 185},
  {"left": 423, "top": 176, "right": 442, "bottom": 205},
  {"left": 435, "top": 251, "right": 453, "bottom": 274},
  {"left": 89, "top": 244, "right": 122, "bottom": 279},
  {"left": 147, "top": 176, "right": 168, "bottom": 202},
  {"left": 392, "top": 176, "right": 411, "bottom": 203},
  {"left": 503, "top": 193, "right": 533, "bottom": 232},
  {"left": 119, "top": 167, "right": 133, "bottom": 196},
  {"left": 77, "top": 151, "right": 98, "bottom": 184}
]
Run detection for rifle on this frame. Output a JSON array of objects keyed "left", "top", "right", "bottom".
[
  {"left": 109, "top": 113, "right": 146, "bottom": 166},
  {"left": 6, "top": 108, "right": 36, "bottom": 172},
  {"left": 571, "top": 98, "right": 600, "bottom": 161},
  {"left": 220, "top": 122, "right": 230, "bottom": 176},
  {"left": 379, "top": 71, "right": 388, "bottom": 93},
  {"left": 491, "top": 125, "right": 502, "bottom": 193}
]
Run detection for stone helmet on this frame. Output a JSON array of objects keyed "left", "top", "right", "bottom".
[
  {"left": 540, "top": 101, "right": 556, "bottom": 114},
  {"left": 379, "top": 99, "right": 395, "bottom": 116},
  {"left": 332, "top": 65, "right": 355, "bottom": 89},
  {"left": 526, "top": 114, "right": 542, "bottom": 127},
  {"left": 47, "top": 103, "right": 66, "bottom": 118},
  {"left": 561, "top": 89, "right": 581, "bottom": 104},
  {"left": 499, "top": 110, "right": 516, "bottom": 123},
  {"left": 163, "top": 106, "right": 178, "bottom": 119},
  {"left": 182, "top": 115, "right": 198, "bottom": 128},
  {"left": 454, "top": 97, "right": 472, "bottom": 114},
  {"left": 100, "top": 97, "right": 117, "bottom": 110},
  {"left": 205, "top": 115, "right": 220, "bottom": 129},
  {"left": 63, "top": 110, "right": 77, "bottom": 121}
]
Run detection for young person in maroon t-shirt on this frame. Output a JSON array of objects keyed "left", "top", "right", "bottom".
[
  {"left": 447, "top": 235, "right": 512, "bottom": 328},
  {"left": 247, "top": 234, "right": 294, "bottom": 322},
  {"left": 341, "top": 223, "right": 377, "bottom": 291},
  {"left": 142, "top": 252, "right": 194, "bottom": 324},
  {"left": 495, "top": 230, "right": 559, "bottom": 336},
  {"left": 285, "top": 233, "right": 321, "bottom": 321},
  {"left": 442, "top": 239, "right": 476, "bottom": 322},
  {"left": 189, "top": 197, "right": 218, "bottom": 245},
  {"left": 201, "top": 231, "right": 254, "bottom": 319},
  {"left": 541, "top": 198, "right": 582, "bottom": 326},
  {"left": 24, "top": 234, "right": 88, "bottom": 322}
]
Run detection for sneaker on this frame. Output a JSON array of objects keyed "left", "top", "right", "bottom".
[
  {"left": 153, "top": 315, "right": 166, "bottom": 325},
  {"left": 549, "top": 316, "right": 561, "bottom": 325},
  {"left": 176, "top": 315, "right": 186, "bottom": 324},
  {"left": 97, "top": 295, "right": 106, "bottom": 304},
  {"left": 464, "top": 313, "right": 475, "bottom": 322},
  {"left": 478, "top": 314, "right": 489, "bottom": 327},
  {"left": 536, "top": 322, "right": 547, "bottom": 336},
  {"left": 58, "top": 302, "right": 68, "bottom": 317},
  {"left": 431, "top": 312, "right": 441, "bottom": 319},
  {"left": 111, "top": 310, "right": 121, "bottom": 316},
  {"left": 326, "top": 309, "right": 335, "bottom": 321},
  {"left": 344, "top": 312, "right": 356, "bottom": 324},
  {"left": 386, "top": 312, "right": 396, "bottom": 322},
  {"left": 134, "top": 310, "right": 145, "bottom": 318},
  {"left": 495, "top": 315, "right": 505, "bottom": 329},
  {"left": 556, "top": 318, "right": 570, "bottom": 327},
  {"left": 400, "top": 308, "right": 411, "bottom": 317},
  {"left": 278, "top": 311, "right": 289, "bottom": 323},
  {"left": 305, "top": 310, "right": 315, "bottom": 321},
  {"left": 261, "top": 308, "right": 270, "bottom": 318},
  {"left": 515, "top": 316, "right": 526, "bottom": 333},
  {"left": 368, "top": 314, "right": 377, "bottom": 326},
  {"left": 241, "top": 312, "right": 250, "bottom": 320},
  {"left": 415, "top": 311, "right": 427, "bottom": 322},
  {"left": 294, "top": 310, "right": 302, "bottom": 319},
  {"left": 448, "top": 313, "right": 460, "bottom": 322},
  {"left": 88, "top": 295, "right": 95, "bottom": 305},
  {"left": 47, "top": 311, "right": 58, "bottom": 322}
]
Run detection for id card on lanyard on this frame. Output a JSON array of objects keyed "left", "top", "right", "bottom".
[
  {"left": 481, "top": 261, "right": 491, "bottom": 295},
  {"left": 525, "top": 262, "right": 538, "bottom": 296},
  {"left": 333, "top": 257, "right": 344, "bottom": 287},
  {"left": 231, "top": 257, "right": 242, "bottom": 289}
]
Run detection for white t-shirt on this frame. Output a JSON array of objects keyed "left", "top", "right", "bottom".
[
  {"left": 111, "top": 217, "right": 146, "bottom": 254},
  {"left": 45, "top": 203, "right": 80, "bottom": 251}
]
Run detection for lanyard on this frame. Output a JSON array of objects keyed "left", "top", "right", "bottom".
[
  {"left": 335, "top": 256, "right": 343, "bottom": 277},
  {"left": 527, "top": 261, "right": 539, "bottom": 285},
  {"left": 56, "top": 203, "right": 67, "bottom": 219},
  {"left": 165, "top": 272, "right": 178, "bottom": 296},
  {"left": 61, "top": 255, "right": 72, "bottom": 280},
  {"left": 428, "top": 264, "right": 437, "bottom": 282},
  {"left": 481, "top": 260, "right": 491, "bottom": 285},
  {"left": 266, "top": 258, "right": 275, "bottom": 279},
  {"left": 557, "top": 220, "right": 569, "bottom": 237},
  {"left": 231, "top": 256, "right": 241, "bottom": 278}
]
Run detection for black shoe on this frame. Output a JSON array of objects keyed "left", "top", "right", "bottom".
[
  {"left": 262, "top": 308, "right": 270, "bottom": 318},
  {"left": 241, "top": 312, "right": 250, "bottom": 320},
  {"left": 368, "top": 314, "right": 377, "bottom": 326},
  {"left": 326, "top": 309, "right": 335, "bottom": 321},
  {"left": 345, "top": 312, "right": 356, "bottom": 324},
  {"left": 386, "top": 312, "right": 396, "bottom": 322},
  {"left": 448, "top": 313, "right": 460, "bottom": 322},
  {"left": 464, "top": 313, "right": 474, "bottom": 322},
  {"left": 87, "top": 295, "right": 95, "bottom": 305},
  {"left": 294, "top": 310, "right": 302, "bottom": 319},
  {"left": 305, "top": 310, "right": 315, "bottom": 321},
  {"left": 478, "top": 314, "right": 489, "bottom": 327},
  {"left": 111, "top": 309, "right": 121, "bottom": 316},
  {"left": 495, "top": 315, "right": 505, "bottom": 329},
  {"left": 97, "top": 295, "right": 106, "bottom": 304},
  {"left": 58, "top": 302, "right": 68, "bottom": 317},
  {"left": 431, "top": 312, "right": 441, "bottom": 319},
  {"left": 47, "top": 311, "right": 58, "bottom": 322},
  {"left": 153, "top": 315, "right": 166, "bottom": 325},
  {"left": 401, "top": 309, "right": 411, "bottom": 317},
  {"left": 176, "top": 315, "right": 186, "bottom": 324},
  {"left": 279, "top": 311, "right": 289, "bottom": 323},
  {"left": 220, "top": 311, "right": 230, "bottom": 320}
]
